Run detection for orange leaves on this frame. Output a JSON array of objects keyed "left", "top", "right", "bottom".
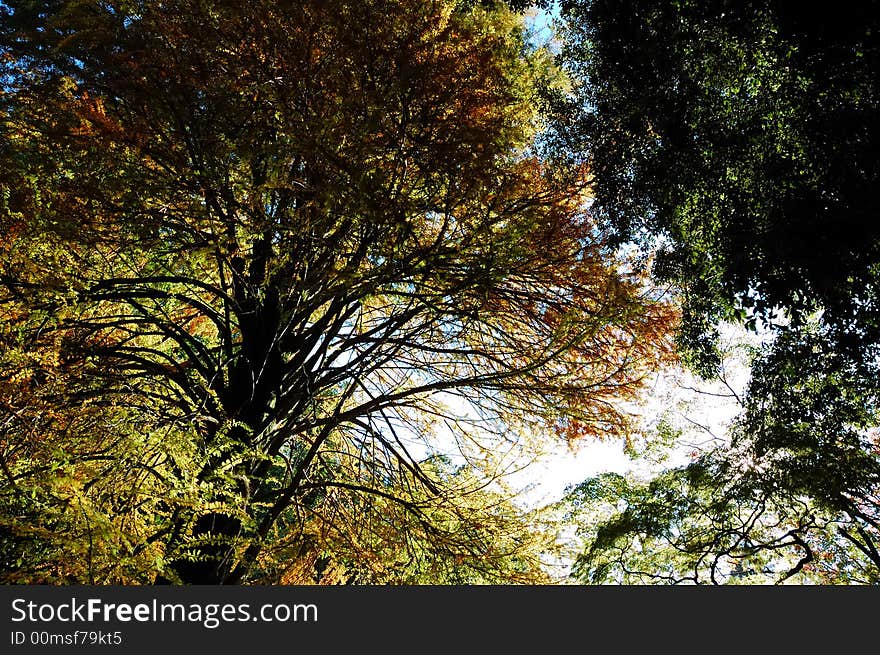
[
  {"left": 0, "top": 216, "right": 25, "bottom": 256},
  {"left": 459, "top": 152, "right": 679, "bottom": 446},
  {"left": 70, "top": 93, "right": 118, "bottom": 138},
  {"left": 70, "top": 91, "right": 150, "bottom": 151},
  {"left": 0, "top": 0, "right": 683, "bottom": 583}
]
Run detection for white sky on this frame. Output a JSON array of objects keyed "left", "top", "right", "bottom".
[{"left": 505, "top": 321, "right": 764, "bottom": 508}]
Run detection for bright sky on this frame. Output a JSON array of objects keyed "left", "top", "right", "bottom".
[
  {"left": 524, "top": 3, "right": 560, "bottom": 52},
  {"left": 513, "top": 320, "right": 763, "bottom": 509}
]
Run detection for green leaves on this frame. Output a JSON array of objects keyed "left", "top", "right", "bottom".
[
  {"left": 551, "top": 0, "right": 880, "bottom": 583},
  {"left": 558, "top": 0, "right": 880, "bottom": 336}
]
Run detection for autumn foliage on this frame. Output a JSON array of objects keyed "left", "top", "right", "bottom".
[{"left": 0, "top": 0, "right": 675, "bottom": 583}]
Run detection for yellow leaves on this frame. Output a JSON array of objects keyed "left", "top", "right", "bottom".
[{"left": 0, "top": 0, "right": 684, "bottom": 584}]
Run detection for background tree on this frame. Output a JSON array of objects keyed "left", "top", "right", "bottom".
[
  {"left": 556, "top": 0, "right": 880, "bottom": 353},
  {"left": 1, "top": 0, "right": 674, "bottom": 583},
  {"left": 555, "top": 0, "right": 880, "bottom": 583}
]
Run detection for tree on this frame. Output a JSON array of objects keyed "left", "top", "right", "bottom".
[
  {"left": 554, "top": 0, "right": 880, "bottom": 583},
  {"left": 0, "top": 0, "right": 674, "bottom": 583},
  {"left": 564, "top": 353, "right": 880, "bottom": 585},
  {"left": 259, "top": 455, "right": 556, "bottom": 585},
  {"left": 557, "top": 0, "right": 880, "bottom": 358}
]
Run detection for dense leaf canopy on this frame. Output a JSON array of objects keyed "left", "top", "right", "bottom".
[
  {"left": 557, "top": 0, "right": 880, "bottom": 583},
  {"left": 0, "top": 0, "right": 673, "bottom": 583},
  {"left": 558, "top": 0, "right": 880, "bottom": 347},
  {"left": 3, "top": 0, "right": 876, "bottom": 586}
]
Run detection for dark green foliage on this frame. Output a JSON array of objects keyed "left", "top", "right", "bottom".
[
  {"left": 558, "top": 0, "right": 880, "bottom": 583},
  {"left": 558, "top": 0, "right": 880, "bottom": 365}
]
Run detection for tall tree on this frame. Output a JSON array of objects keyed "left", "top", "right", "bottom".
[
  {"left": 556, "top": 0, "right": 880, "bottom": 583},
  {"left": 1, "top": 0, "right": 674, "bottom": 583},
  {"left": 557, "top": 0, "right": 880, "bottom": 356}
]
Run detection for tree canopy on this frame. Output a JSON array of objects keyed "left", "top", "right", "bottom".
[
  {"left": 0, "top": 0, "right": 673, "bottom": 583},
  {"left": 558, "top": 0, "right": 880, "bottom": 337},
  {"left": 3, "top": 0, "right": 876, "bottom": 586},
  {"left": 556, "top": 0, "right": 880, "bottom": 583}
]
